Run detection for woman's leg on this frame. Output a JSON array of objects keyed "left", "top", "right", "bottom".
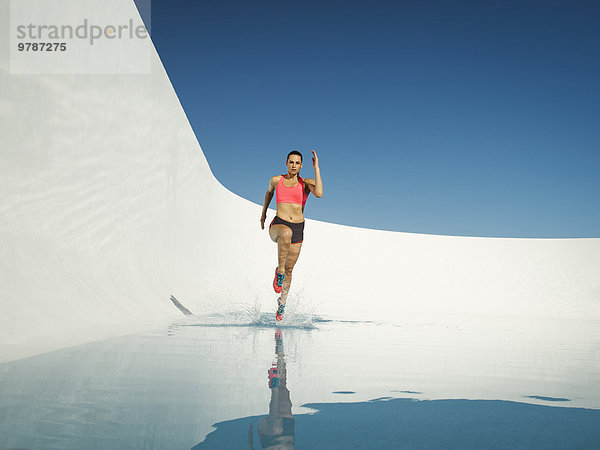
[
  {"left": 280, "top": 242, "right": 302, "bottom": 305},
  {"left": 269, "top": 224, "right": 292, "bottom": 274}
]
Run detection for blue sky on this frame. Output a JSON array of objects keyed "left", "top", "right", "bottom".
[{"left": 148, "top": 0, "right": 599, "bottom": 237}]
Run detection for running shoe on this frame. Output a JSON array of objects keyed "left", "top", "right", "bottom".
[
  {"left": 268, "top": 362, "right": 279, "bottom": 388},
  {"left": 273, "top": 267, "right": 285, "bottom": 293},
  {"left": 276, "top": 299, "right": 285, "bottom": 322}
]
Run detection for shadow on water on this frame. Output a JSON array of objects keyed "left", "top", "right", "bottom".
[
  {"left": 193, "top": 331, "right": 600, "bottom": 449},
  {"left": 523, "top": 395, "right": 571, "bottom": 402},
  {"left": 195, "top": 398, "right": 600, "bottom": 449}
]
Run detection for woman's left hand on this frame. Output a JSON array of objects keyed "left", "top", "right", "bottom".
[{"left": 312, "top": 150, "right": 319, "bottom": 170}]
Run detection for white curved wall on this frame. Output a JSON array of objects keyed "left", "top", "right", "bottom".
[{"left": 1, "top": 1, "right": 598, "bottom": 363}]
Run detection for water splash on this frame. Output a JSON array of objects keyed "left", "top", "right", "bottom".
[{"left": 174, "top": 301, "right": 318, "bottom": 330}]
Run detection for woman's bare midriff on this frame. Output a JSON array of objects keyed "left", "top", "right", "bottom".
[{"left": 276, "top": 203, "right": 304, "bottom": 223}]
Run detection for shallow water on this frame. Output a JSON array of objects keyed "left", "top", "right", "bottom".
[{"left": 0, "top": 312, "right": 599, "bottom": 449}]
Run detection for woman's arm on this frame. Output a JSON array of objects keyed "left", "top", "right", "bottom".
[
  {"left": 306, "top": 150, "right": 323, "bottom": 198},
  {"left": 261, "top": 176, "right": 278, "bottom": 229}
]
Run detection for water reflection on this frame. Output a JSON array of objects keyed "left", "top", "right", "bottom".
[
  {"left": 1, "top": 317, "right": 598, "bottom": 449},
  {"left": 256, "top": 329, "right": 295, "bottom": 449},
  {"left": 193, "top": 328, "right": 297, "bottom": 449}
]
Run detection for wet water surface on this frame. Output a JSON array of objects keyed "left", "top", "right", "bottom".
[{"left": 1, "top": 313, "right": 599, "bottom": 449}]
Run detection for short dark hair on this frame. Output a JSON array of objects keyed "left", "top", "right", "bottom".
[{"left": 287, "top": 150, "right": 303, "bottom": 163}]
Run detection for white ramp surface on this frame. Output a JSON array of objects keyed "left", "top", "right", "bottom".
[{"left": 1, "top": 0, "right": 599, "bottom": 363}]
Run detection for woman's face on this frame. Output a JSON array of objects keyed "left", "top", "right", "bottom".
[{"left": 286, "top": 155, "right": 302, "bottom": 175}]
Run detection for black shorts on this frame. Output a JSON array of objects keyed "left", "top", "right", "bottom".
[{"left": 270, "top": 216, "right": 305, "bottom": 244}]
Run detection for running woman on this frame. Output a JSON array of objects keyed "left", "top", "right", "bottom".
[{"left": 260, "top": 150, "right": 323, "bottom": 321}]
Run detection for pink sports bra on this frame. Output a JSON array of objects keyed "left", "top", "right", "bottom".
[{"left": 275, "top": 175, "right": 308, "bottom": 207}]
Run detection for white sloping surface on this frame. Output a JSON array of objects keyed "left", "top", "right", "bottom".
[{"left": 1, "top": 1, "right": 599, "bottom": 363}]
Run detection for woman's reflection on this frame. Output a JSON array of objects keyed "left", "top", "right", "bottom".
[{"left": 256, "top": 328, "right": 295, "bottom": 449}]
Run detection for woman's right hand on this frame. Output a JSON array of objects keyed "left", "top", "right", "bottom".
[{"left": 260, "top": 212, "right": 267, "bottom": 230}]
